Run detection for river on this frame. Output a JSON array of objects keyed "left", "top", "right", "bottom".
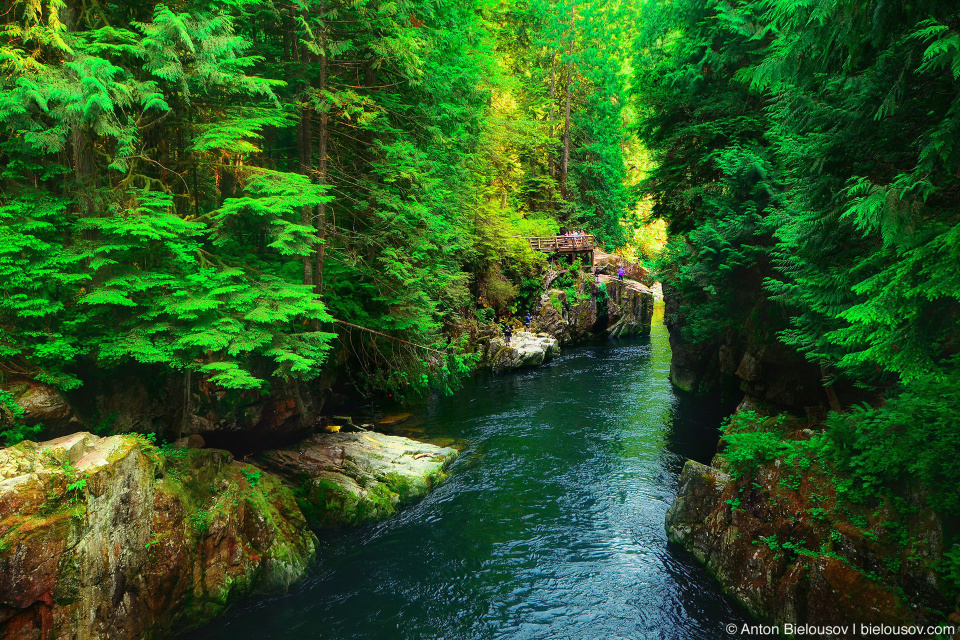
[{"left": 187, "top": 303, "right": 757, "bottom": 639}]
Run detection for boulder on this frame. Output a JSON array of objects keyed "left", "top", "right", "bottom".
[
  {"left": 172, "top": 434, "right": 205, "bottom": 449},
  {"left": 665, "top": 460, "right": 731, "bottom": 552},
  {"left": 256, "top": 432, "right": 458, "bottom": 529},
  {"left": 1, "top": 381, "right": 81, "bottom": 437},
  {"left": 0, "top": 433, "right": 316, "bottom": 640},
  {"left": 483, "top": 331, "right": 561, "bottom": 373}
]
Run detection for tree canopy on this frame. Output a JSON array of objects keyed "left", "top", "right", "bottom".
[{"left": 0, "top": 0, "right": 637, "bottom": 406}]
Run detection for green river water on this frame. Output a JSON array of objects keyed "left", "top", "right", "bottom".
[{"left": 188, "top": 304, "right": 758, "bottom": 639}]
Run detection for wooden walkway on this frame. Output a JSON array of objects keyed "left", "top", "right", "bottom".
[
  {"left": 525, "top": 235, "right": 595, "bottom": 253},
  {"left": 524, "top": 235, "right": 595, "bottom": 266}
]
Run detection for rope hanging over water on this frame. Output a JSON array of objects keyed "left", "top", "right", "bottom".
[{"left": 333, "top": 319, "right": 449, "bottom": 355}]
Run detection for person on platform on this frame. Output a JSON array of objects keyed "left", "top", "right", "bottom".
[{"left": 617, "top": 266, "right": 625, "bottom": 281}]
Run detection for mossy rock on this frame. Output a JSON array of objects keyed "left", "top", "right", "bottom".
[{"left": 259, "top": 432, "right": 458, "bottom": 530}]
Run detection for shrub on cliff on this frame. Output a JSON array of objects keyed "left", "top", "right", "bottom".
[
  {"left": 827, "top": 373, "right": 960, "bottom": 518},
  {"left": 0, "top": 389, "right": 40, "bottom": 446}
]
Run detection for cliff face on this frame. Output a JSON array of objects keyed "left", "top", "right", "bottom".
[
  {"left": 662, "top": 283, "right": 826, "bottom": 413},
  {"left": 662, "top": 282, "right": 723, "bottom": 395},
  {"left": 665, "top": 421, "right": 960, "bottom": 638},
  {"left": 662, "top": 285, "right": 960, "bottom": 635},
  {"left": 604, "top": 278, "right": 656, "bottom": 338},
  {"left": 0, "top": 433, "right": 316, "bottom": 640}
]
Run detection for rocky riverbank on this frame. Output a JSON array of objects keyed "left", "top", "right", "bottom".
[
  {"left": 479, "top": 260, "right": 656, "bottom": 373},
  {"left": 0, "top": 429, "right": 455, "bottom": 639},
  {"left": 661, "top": 279, "right": 960, "bottom": 637},
  {"left": 665, "top": 414, "right": 960, "bottom": 638}
]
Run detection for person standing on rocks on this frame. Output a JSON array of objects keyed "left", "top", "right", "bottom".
[
  {"left": 524, "top": 312, "right": 532, "bottom": 330},
  {"left": 503, "top": 323, "right": 513, "bottom": 345},
  {"left": 617, "top": 266, "right": 625, "bottom": 281}
]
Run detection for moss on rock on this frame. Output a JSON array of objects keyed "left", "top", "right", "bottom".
[
  {"left": 0, "top": 432, "right": 317, "bottom": 640},
  {"left": 257, "top": 431, "right": 458, "bottom": 529}
]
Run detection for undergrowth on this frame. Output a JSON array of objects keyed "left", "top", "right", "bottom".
[
  {"left": 0, "top": 389, "right": 41, "bottom": 446},
  {"left": 722, "top": 382, "right": 960, "bottom": 601}
]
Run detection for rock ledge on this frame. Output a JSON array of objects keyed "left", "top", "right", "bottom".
[{"left": 257, "top": 432, "right": 458, "bottom": 528}]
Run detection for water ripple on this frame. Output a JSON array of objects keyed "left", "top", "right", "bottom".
[{"left": 184, "top": 311, "right": 756, "bottom": 640}]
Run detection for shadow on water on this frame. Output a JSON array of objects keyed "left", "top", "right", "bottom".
[{"left": 183, "top": 303, "right": 774, "bottom": 640}]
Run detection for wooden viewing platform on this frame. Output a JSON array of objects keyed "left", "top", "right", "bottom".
[{"left": 524, "top": 235, "right": 596, "bottom": 266}]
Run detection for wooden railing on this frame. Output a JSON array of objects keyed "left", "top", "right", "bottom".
[{"left": 525, "top": 235, "right": 595, "bottom": 253}]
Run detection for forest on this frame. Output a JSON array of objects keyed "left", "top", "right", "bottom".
[
  {"left": 0, "top": 0, "right": 638, "bottom": 415},
  {"left": 4, "top": 0, "right": 960, "bottom": 634},
  {"left": 636, "top": 0, "right": 960, "bottom": 606}
]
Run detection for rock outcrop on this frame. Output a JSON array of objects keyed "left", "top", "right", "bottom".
[
  {"left": 1, "top": 381, "right": 81, "bottom": 438},
  {"left": 603, "top": 277, "right": 655, "bottom": 338},
  {"left": 593, "top": 250, "right": 651, "bottom": 283},
  {"left": 666, "top": 425, "right": 959, "bottom": 638},
  {"left": 661, "top": 282, "right": 829, "bottom": 413},
  {"left": 481, "top": 331, "right": 561, "bottom": 374},
  {"left": 532, "top": 273, "right": 654, "bottom": 346},
  {"left": 256, "top": 432, "right": 458, "bottom": 528},
  {"left": 0, "top": 433, "right": 316, "bottom": 640},
  {"left": 1, "top": 369, "right": 329, "bottom": 449}
]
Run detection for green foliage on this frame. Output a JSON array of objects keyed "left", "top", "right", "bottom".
[
  {"left": 66, "top": 478, "right": 87, "bottom": 503},
  {"left": 2, "top": 0, "right": 634, "bottom": 406},
  {"left": 479, "top": 266, "right": 519, "bottom": 310},
  {"left": 475, "top": 307, "right": 496, "bottom": 325},
  {"left": 190, "top": 509, "right": 210, "bottom": 536},
  {"left": 240, "top": 467, "right": 261, "bottom": 488},
  {"left": 721, "top": 410, "right": 829, "bottom": 481},
  {"left": 759, "top": 534, "right": 780, "bottom": 551},
  {"left": 723, "top": 430, "right": 791, "bottom": 479},
  {"left": 635, "top": 1, "right": 960, "bottom": 601},
  {"left": 1, "top": 2, "right": 337, "bottom": 395},
  {"left": 0, "top": 389, "right": 40, "bottom": 446},
  {"left": 941, "top": 545, "right": 960, "bottom": 600},
  {"left": 596, "top": 280, "right": 609, "bottom": 307},
  {"left": 826, "top": 374, "right": 960, "bottom": 516},
  {"left": 635, "top": 0, "right": 777, "bottom": 348}
]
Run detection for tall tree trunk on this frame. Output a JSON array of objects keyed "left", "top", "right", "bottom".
[
  {"left": 299, "top": 105, "right": 313, "bottom": 286},
  {"left": 561, "top": 5, "right": 575, "bottom": 201},
  {"left": 364, "top": 56, "right": 376, "bottom": 149},
  {"left": 548, "top": 52, "right": 557, "bottom": 181},
  {"left": 315, "top": 7, "right": 329, "bottom": 296}
]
